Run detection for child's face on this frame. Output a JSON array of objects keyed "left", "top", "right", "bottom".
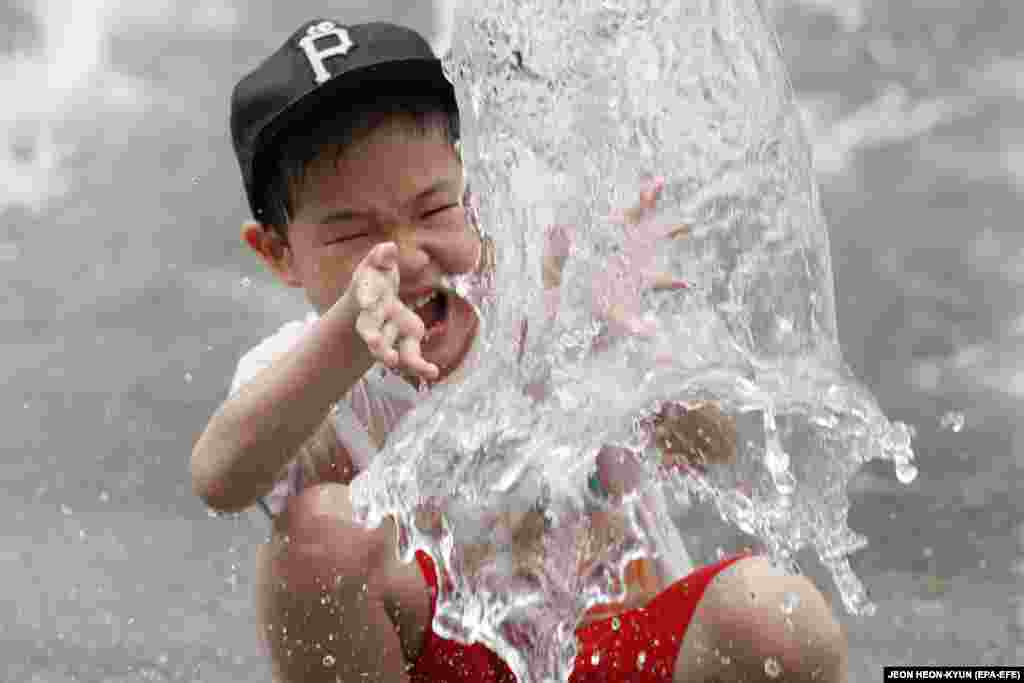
[{"left": 251, "top": 116, "right": 481, "bottom": 379}]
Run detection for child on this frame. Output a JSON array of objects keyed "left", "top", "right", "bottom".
[{"left": 192, "top": 18, "right": 848, "bottom": 683}]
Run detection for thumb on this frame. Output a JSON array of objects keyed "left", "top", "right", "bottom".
[{"left": 370, "top": 241, "right": 399, "bottom": 270}]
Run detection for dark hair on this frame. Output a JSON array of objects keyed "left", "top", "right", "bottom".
[{"left": 260, "top": 90, "right": 460, "bottom": 234}]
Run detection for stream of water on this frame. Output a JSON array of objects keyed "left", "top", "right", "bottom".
[{"left": 350, "top": 1, "right": 917, "bottom": 681}]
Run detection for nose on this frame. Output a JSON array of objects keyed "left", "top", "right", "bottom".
[{"left": 384, "top": 221, "right": 430, "bottom": 275}]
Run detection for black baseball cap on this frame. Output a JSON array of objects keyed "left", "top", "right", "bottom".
[{"left": 230, "top": 19, "right": 459, "bottom": 221}]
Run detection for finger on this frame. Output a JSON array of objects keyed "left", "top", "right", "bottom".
[
  {"left": 355, "top": 308, "right": 397, "bottom": 363},
  {"left": 355, "top": 244, "right": 399, "bottom": 308},
  {"left": 354, "top": 271, "right": 394, "bottom": 309},
  {"left": 615, "top": 177, "right": 666, "bottom": 226},
  {"left": 397, "top": 336, "right": 439, "bottom": 379},
  {"left": 368, "top": 241, "right": 398, "bottom": 269},
  {"left": 648, "top": 272, "right": 690, "bottom": 291},
  {"left": 543, "top": 224, "right": 573, "bottom": 288},
  {"left": 388, "top": 302, "right": 428, "bottom": 341},
  {"left": 665, "top": 223, "right": 690, "bottom": 240},
  {"left": 368, "top": 298, "right": 426, "bottom": 365},
  {"left": 639, "top": 176, "right": 666, "bottom": 207},
  {"left": 379, "top": 319, "right": 401, "bottom": 356}
]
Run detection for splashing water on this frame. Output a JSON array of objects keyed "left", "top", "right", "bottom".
[
  {"left": 940, "top": 410, "right": 965, "bottom": 433},
  {"left": 351, "top": 1, "right": 917, "bottom": 681}
]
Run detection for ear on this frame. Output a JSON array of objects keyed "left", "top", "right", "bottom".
[{"left": 240, "top": 221, "right": 302, "bottom": 288}]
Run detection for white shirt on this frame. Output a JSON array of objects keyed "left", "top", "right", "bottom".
[{"left": 228, "top": 313, "right": 419, "bottom": 516}]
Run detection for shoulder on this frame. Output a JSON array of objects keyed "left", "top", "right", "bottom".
[{"left": 228, "top": 313, "right": 317, "bottom": 397}]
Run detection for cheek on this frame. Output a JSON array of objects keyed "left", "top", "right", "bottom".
[
  {"left": 302, "top": 256, "right": 356, "bottom": 306},
  {"left": 448, "top": 227, "right": 484, "bottom": 275}
]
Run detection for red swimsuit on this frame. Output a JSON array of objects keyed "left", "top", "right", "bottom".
[{"left": 409, "top": 550, "right": 752, "bottom": 683}]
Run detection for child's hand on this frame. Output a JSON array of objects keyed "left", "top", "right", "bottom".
[
  {"left": 597, "top": 177, "right": 691, "bottom": 336},
  {"left": 543, "top": 177, "right": 690, "bottom": 336},
  {"left": 348, "top": 242, "right": 440, "bottom": 381}
]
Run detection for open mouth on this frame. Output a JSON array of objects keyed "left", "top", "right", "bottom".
[
  {"left": 410, "top": 289, "right": 450, "bottom": 343},
  {"left": 399, "top": 284, "right": 480, "bottom": 386}
]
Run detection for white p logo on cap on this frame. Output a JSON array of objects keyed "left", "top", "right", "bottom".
[{"left": 298, "top": 21, "right": 355, "bottom": 85}]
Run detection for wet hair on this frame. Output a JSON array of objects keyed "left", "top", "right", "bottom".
[{"left": 261, "top": 90, "right": 461, "bottom": 235}]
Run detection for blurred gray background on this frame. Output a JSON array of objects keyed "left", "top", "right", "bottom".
[{"left": 1, "top": 0, "right": 1021, "bottom": 681}]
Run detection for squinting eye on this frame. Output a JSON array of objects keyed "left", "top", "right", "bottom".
[
  {"left": 326, "top": 233, "right": 368, "bottom": 245},
  {"left": 423, "top": 204, "right": 459, "bottom": 220}
]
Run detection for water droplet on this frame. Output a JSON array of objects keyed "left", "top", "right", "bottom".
[
  {"left": 591, "top": 651, "right": 601, "bottom": 666},
  {"left": 939, "top": 411, "right": 965, "bottom": 433},
  {"left": 895, "top": 460, "right": 918, "bottom": 484},
  {"left": 922, "top": 546, "right": 933, "bottom": 558},
  {"left": 322, "top": 654, "right": 336, "bottom": 667},
  {"left": 636, "top": 650, "right": 646, "bottom": 669},
  {"left": 772, "top": 470, "right": 796, "bottom": 495},
  {"left": 157, "top": 653, "right": 169, "bottom": 666},
  {"left": 61, "top": 504, "right": 73, "bottom": 516},
  {"left": 98, "top": 491, "right": 110, "bottom": 503},
  {"left": 611, "top": 616, "right": 621, "bottom": 631},
  {"left": 184, "top": 372, "right": 193, "bottom": 384},
  {"left": 764, "top": 656, "right": 782, "bottom": 678},
  {"left": 885, "top": 423, "right": 913, "bottom": 451},
  {"left": 240, "top": 277, "right": 252, "bottom": 288},
  {"left": 781, "top": 592, "right": 800, "bottom": 614},
  {"left": 764, "top": 443, "right": 790, "bottom": 473}
]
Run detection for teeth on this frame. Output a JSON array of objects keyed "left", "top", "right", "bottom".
[{"left": 410, "top": 290, "right": 439, "bottom": 310}]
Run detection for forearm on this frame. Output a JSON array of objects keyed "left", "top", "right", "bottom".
[{"left": 191, "top": 299, "right": 373, "bottom": 512}]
